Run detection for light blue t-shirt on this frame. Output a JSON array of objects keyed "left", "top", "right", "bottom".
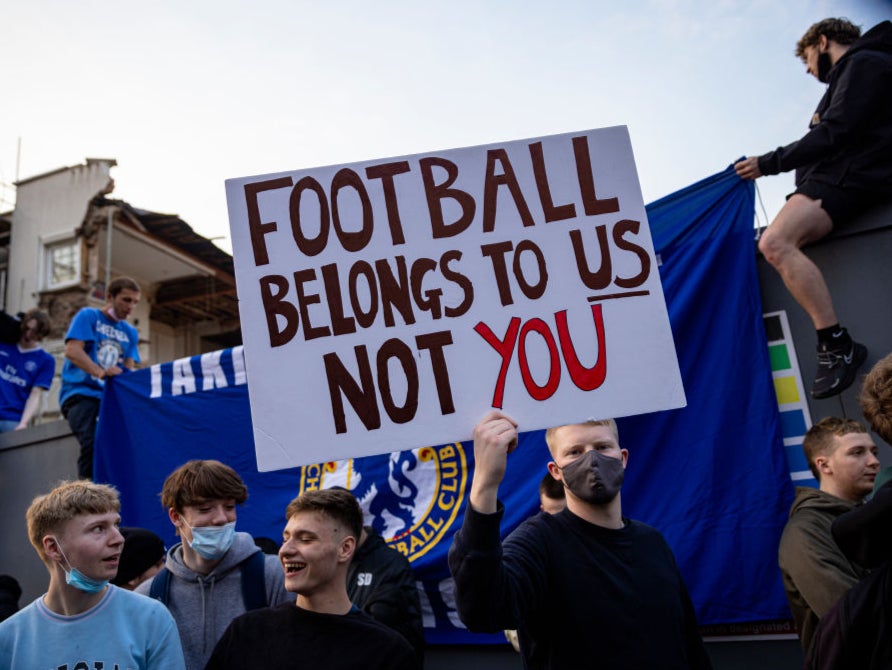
[
  {"left": 0, "top": 342, "right": 55, "bottom": 422},
  {"left": 60, "top": 307, "right": 140, "bottom": 406},
  {"left": 0, "top": 585, "right": 185, "bottom": 670}
]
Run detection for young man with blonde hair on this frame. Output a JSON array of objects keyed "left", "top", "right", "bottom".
[
  {"left": 0, "top": 480, "right": 184, "bottom": 669},
  {"left": 778, "top": 417, "right": 879, "bottom": 653},
  {"left": 136, "top": 459, "right": 292, "bottom": 670},
  {"left": 449, "top": 410, "right": 710, "bottom": 669},
  {"left": 735, "top": 17, "right": 892, "bottom": 399},
  {"left": 206, "top": 488, "right": 418, "bottom": 670}
]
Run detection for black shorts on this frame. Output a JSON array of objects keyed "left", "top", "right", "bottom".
[{"left": 792, "top": 180, "right": 892, "bottom": 226}]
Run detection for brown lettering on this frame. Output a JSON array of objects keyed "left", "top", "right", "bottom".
[
  {"left": 612, "top": 219, "right": 651, "bottom": 288},
  {"left": 480, "top": 240, "right": 515, "bottom": 306},
  {"left": 320, "top": 263, "right": 357, "bottom": 336},
  {"left": 331, "top": 168, "right": 374, "bottom": 253},
  {"left": 570, "top": 226, "right": 612, "bottom": 290},
  {"left": 572, "top": 136, "right": 620, "bottom": 216},
  {"left": 482, "top": 149, "right": 535, "bottom": 232},
  {"left": 529, "top": 142, "right": 575, "bottom": 222},
  {"left": 289, "top": 176, "right": 330, "bottom": 256},
  {"left": 293, "top": 268, "right": 331, "bottom": 341},
  {"left": 416, "top": 330, "right": 455, "bottom": 415},
  {"left": 245, "top": 177, "right": 293, "bottom": 266},
  {"left": 348, "top": 261, "right": 379, "bottom": 329},
  {"left": 259, "top": 274, "right": 298, "bottom": 347},
  {"left": 375, "top": 256, "right": 415, "bottom": 327},
  {"left": 365, "top": 161, "right": 411, "bottom": 245},
  {"left": 440, "top": 250, "right": 474, "bottom": 318},
  {"left": 377, "top": 339, "right": 419, "bottom": 424},
  {"left": 420, "top": 156, "right": 476, "bottom": 239},
  {"left": 512, "top": 239, "right": 548, "bottom": 299},
  {"left": 324, "top": 346, "right": 381, "bottom": 434}
]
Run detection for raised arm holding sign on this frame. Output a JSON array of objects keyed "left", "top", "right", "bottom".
[{"left": 447, "top": 410, "right": 711, "bottom": 669}]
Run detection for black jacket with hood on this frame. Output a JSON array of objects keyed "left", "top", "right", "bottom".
[
  {"left": 758, "top": 21, "right": 892, "bottom": 192},
  {"left": 346, "top": 526, "right": 425, "bottom": 663}
]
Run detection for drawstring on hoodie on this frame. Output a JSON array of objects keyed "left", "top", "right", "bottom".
[{"left": 196, "top": 574, "right": 218, "bottom": 654}]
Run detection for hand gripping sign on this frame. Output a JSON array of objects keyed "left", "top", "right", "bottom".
[{"left": 225, "top": 126, "right": 685, "bottom": 471}]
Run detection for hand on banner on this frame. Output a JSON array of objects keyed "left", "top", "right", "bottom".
[
  {"left": 733, "top": 156, "right": 762, "bottom": 180},
  {"left": 469, "top": 410, "right": 519, "bottom": 514}
]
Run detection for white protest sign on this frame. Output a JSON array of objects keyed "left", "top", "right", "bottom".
[{"left": 225, "top": 126, "right": 685, "bottom": 471}]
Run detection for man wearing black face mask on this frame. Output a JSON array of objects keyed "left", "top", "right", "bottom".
[
  {"left": 734, "top": 18, "right": 892, "bottom": 401},
  {"left": 448, "top": 411, "right": 711, "bottom": 669}
]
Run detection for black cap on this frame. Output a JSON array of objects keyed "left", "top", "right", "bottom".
[{"left": 112, "top": 527, "right": 165, "bottom": 586}]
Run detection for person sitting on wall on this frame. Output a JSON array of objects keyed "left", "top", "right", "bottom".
[{"left": 735, "top": 18, "right": 892, "bottom": 399}]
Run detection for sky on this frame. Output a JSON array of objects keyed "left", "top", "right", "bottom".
[{"left": 2, "top": 0, "right": 890, "bottom": 254}]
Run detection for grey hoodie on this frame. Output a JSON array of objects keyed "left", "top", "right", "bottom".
[{"left": 136, "top": 531, "right": 294, "bottom": 670}]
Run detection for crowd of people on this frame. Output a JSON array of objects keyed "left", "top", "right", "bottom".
[
  {"left": 0, "top": 464, "right": 424, "bottom": 670},
  {"left": 0, "top": 15, "right": 891, "bottom": 670}
]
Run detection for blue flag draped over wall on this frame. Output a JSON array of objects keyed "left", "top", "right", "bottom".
[{"left": 95, "top": 165, "right": 794, "bottom": 643}]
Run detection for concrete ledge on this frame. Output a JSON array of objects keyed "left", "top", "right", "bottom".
[{"left": 0, "top": 419, "right": 73, "bottom": 451}]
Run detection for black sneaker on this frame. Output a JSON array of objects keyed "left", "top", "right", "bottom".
[{"left": 812, "top": 341, "right": 867, "bottom": 399}]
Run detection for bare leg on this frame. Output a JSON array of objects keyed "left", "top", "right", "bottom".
[{"left": 758, "top": 194, "right": 836, "bottom": 329}]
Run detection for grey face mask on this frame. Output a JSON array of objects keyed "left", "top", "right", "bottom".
[{"left": 559, "top": 449, "right": 624, "bottom": 505}]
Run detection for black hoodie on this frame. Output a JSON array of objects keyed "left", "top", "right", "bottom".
[{"left": 758, "top": 21, "right": 892, "bottom": 191}]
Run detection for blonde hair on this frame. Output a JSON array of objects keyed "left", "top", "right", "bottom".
[
  {"left": 26, "top": 480, "right": 120, "bottom": 562},
  {"left": 544, "top": 418, "right": 619, "bottom": 455}
]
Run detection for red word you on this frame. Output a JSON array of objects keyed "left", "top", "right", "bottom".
[{"left": 474, "top": 305, "right": 606, "bottom": 407}]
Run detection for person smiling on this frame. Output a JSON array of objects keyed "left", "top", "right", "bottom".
[
  {"left": 206, "top": 488, "right": 418, "bottom": 670},
  {"left": 136, "top": 460, "right": 293, "bottom": 670},
  {"left": 0, "top": 480, "right": 185, "bottom": 669}
]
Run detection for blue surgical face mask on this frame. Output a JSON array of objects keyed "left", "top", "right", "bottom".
[
  {"left": 52, "top": 536, "right": 110, "bottom": 594},
  {"left": 185, "top": 521, "right": 236, "bottom": 560}
]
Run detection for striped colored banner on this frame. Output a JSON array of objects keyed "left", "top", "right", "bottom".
[{"left": 763, "top": 311, "right": 816, "bottom": 487}]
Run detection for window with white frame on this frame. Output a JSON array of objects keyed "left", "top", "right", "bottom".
[{"left": 44, "top": 237, "right": 81, "bottom": 289}]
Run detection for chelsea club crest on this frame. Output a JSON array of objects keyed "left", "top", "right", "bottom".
[{"left": 298, "top": 443, "right": 467, "bottom": 562}]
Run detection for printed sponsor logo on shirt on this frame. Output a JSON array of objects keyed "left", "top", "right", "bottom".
[
  {"left": 97, "top": 341, "right": 124, "bottom": 370},
  {"left": 298, "top": 443, "right": 467, "bottom": 562}
]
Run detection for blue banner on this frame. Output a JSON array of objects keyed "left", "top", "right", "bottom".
[{"left": 95, "top": 165, "right": 793, "bottom": 643}]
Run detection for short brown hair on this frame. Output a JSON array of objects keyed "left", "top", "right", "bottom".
[
  {"left": 861, "top": 353, "right": 892, "bottom": 445},
  {"left": 26, "top": 480, "right": 120, "bottom": 562},
  {"left": 22, "top": 308, "right": 51, "bottom": 339},
  {"left": 802, "top": 417, "right": 867, "bottom": 480},
  {"left": 161, "top": 460, "right": 248, "bottom": 513},
  {"left": 544, "top": 418, "right": 619, "bottom": 455},
  {"left": 108, "top": 276, "right": 140, "bottom": 299},
  {"left": 796, "top": 18, "right": 861, "bottom": 60},
  {"left": 285, "top": 488, "right": 363, "bottom": 541}
]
